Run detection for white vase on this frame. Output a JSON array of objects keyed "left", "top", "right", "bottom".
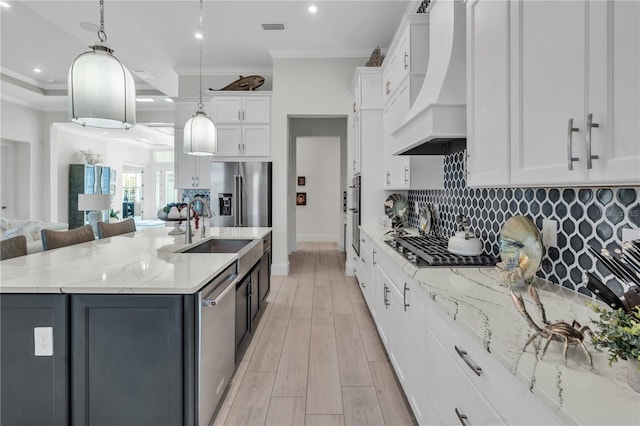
[{"left": 628, "top": 358, "right": 640, "bottom": 393}]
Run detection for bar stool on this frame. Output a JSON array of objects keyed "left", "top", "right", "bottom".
[
  {"left": 41, "top": 224, "right": 95, "bottom": 251},
  {"left": 0, "top": 235, "right": 28, "bottom": 260},
  {"left": 97, "top": 218, "right": 137, "bottom": 239}
]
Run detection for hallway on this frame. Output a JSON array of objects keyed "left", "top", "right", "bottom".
[{"left": 214, "top": 242, "right": 415, "bottom": 426}]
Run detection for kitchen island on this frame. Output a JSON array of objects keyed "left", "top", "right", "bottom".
[
  {"left": 0, "top": 226, "right": 272, "bottom": 426},
  {"left": 359, "top": 223, "right": 640, "bottom": 425}
]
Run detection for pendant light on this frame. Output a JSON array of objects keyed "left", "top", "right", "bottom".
[
  {"left": 183, "top": 0, "right": 216, "bottom": 156},
  {"left": 68, "top": 0, "right": 136, "bottom": 129}
]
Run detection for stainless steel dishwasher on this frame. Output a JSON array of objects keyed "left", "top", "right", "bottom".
[{"left": 196, "top": 262, "right": 238, "bottom": 426}]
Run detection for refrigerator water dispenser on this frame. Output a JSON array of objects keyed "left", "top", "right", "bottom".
[{"left": 218, "top": 193, "right": 232, "bottom": 216}]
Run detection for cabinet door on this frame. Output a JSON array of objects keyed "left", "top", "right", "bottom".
[
  {"left": 373, "top": 265, "right": 392, "bottom": 350},
  {"left": 213, "top": 96, "right": 242, "bottom": 123},
  {"left": 235, "top": 275, "right": 251, "bottom": 360},
  {"left": 407, "top": 281, "right": 428, "bottom": 425},
  {"left": 587, "top": 0, "right": 640, "bottom": 184},
  {"left": 1, "top": 294, "right": 68, "bottom": 426},
  {"left": 215, "top": 125, "right": 243, "bottom": 157},
  {"left": 195, "top": 156, "right": 212, "bottom": 189},
  {"left": 242, "top": 124, "right": 271, "bottom": 157},
  {"left": 259, "top": 250, "right": 271, "bottom": 303},
  {"left": 71, "top": 294, "right": 183, "bottom": 426},
  {"left": 388, "top": 281, "right": 410, "bottom": 388},
  {"left": 242, "top": 96, "right": 270, "bottom": 123},
  {"left": 467, "top": 0, "right": 511, "bottom": 187},
  {"left": 250, "top": 265, "right": 260, "bottom": 325},
  {"left": 510, "top": 0, "right": 587, "bottom": 185}
]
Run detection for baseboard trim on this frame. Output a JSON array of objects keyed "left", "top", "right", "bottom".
[
  {"left": 271, "top": 262, "right": 290, "bottom": 276},
  {"left": 296, "top": 234, "right": 339, "bottom": 243}
]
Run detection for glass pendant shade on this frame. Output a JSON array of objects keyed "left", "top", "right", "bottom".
[
  {"left": 68, "top": 45, "right": 136, "bottom": 129},
  {"left": 184, "top": 110, "right": 217, "bottom": 156}
]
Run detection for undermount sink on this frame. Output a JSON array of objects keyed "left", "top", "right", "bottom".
[{"left": 181, "top": 239, "right": 255, "bottom": 254}]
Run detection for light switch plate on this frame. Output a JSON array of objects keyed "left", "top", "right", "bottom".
[
  {"left": 34, "top": 327, "right": 53, "bottom": 356},
  {"left": 542, "top": 219, "right": 558, "bottom": 248}
]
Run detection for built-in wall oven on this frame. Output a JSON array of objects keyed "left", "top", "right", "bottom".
[{"left": 350, "top": 175, "right": 361, "bottom": 255}]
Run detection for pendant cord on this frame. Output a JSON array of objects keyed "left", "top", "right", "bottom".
[
  {"left": 197, "top": 0, "right": 204, "bottom": 110},
  {"left": 98, "top": 0, "right": 107, "bottom": 42}
]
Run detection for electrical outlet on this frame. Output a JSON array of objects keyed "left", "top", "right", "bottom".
[
  {"left": 622, "top": 228, "right": 640, "bottom": 243},
  {"left": 542, "top": 219, "right": 558, "bottom": 248},
  {"left": 34, "top": 327, "right": 53, "bottom": 356}
]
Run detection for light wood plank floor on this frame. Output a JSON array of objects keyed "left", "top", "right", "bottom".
[{"left": 215, "top": 242, "right": 416, "bottom": 426}]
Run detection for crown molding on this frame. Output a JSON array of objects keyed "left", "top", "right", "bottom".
[{"left": 175, "top": 67, "right": 273, "bottom": 77}]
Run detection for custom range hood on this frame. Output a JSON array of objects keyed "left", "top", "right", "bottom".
[{"left": 392, "top": 0, "right": 466, "bottom": 155}]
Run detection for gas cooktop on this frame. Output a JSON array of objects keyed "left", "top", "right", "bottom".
[{"left": 385, "top": 235, "right": 497, "bottom": 267}]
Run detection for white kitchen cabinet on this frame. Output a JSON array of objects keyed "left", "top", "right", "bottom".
[
  {"left": 174, "top": 100, "right": 214, "bottom": 189},
  {"left": 211, "top": 95, "right": 270, "bottom": 124},
  {"left": 466, "top": 0, "right": 511, "bottom": 187},
  {"left": 424, "top": 325, "right": 505, "bottom": 426},
  {"left": 508, "top": 0, "right": 640, "bottom": 186},
  {"left": 381, "top": 43, "right": 444, "bottom": 190},
  {"left": 215, "top": 124, "right": 270, "bottom": 157},
  {"left": 373, "top": 264, "right": 391, "bottom": 350},
  {"left": 356, "top": 234, "right": 375, "bottom": 309},
  {"left": 352, "top": 111, "right": 361, "bottom": 174}
]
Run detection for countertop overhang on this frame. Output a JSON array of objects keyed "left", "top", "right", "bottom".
[{"left": 0, "top": 227, "right": 272, "bottom": 295}]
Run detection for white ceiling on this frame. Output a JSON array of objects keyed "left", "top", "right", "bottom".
[{"left": 1, "top": 0, "right": 416, "bottom": 145}]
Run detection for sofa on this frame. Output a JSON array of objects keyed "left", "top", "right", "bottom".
[{"left": 0, "top": 219, "right": 69, "bottom": 254}]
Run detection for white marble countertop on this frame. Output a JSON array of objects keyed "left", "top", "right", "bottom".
[
  {"left": 362, "top": 223, "right": 640, "bottom": 426},
  {"left": 0, "top": 227, "right": 271, "bottom": 294}
]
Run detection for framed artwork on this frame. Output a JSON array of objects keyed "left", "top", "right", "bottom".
[
  {"left": 296, "top": 192, "right": 307, "bottom": 206},
  {"left": 297, "top": 176, "right": 306, "bottom": 186}
]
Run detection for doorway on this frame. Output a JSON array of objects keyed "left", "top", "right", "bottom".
[
  {"left": 287, "top": 117, "right": 348, "bottom": 254},
  {"left": 122, "top": 165, "right": 144, "bottom": 219}
]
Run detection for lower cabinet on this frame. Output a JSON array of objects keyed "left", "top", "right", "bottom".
[
  {"left": 0, "top": 294, "right": 69, "bottom": 426},
  {"left": 235, "top": 261, "right": 267, "bottom": 362},
  {"left": 357, "top": 235, "right": 562, "bottom": 425},
  {"left": 71, "top": 295, "right": 184, "bottom": 426}
]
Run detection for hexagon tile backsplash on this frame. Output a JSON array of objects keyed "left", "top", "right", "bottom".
[{"left": 407, "top": 151, "right": 640, "bottom": 298}]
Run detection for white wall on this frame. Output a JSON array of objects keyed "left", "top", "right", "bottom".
[
  {"left": 271, "top": 57, "right": 364, "bottom": 275},
  {"left": 295, "top": 136, "right": 341, "bottom": 242}
]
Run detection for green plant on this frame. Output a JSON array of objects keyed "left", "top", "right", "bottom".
[
  {"left": 589, "top": 303, "right": 640, "bottom": 367},
  {"left": 109, "top": 209, "right": 120, "bottom": 219}
]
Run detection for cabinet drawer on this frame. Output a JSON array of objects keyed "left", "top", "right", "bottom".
[
  {"left": 425, "top": 324, "right": 505, "bottom": 426},
  {"left": 425, "top": 299, "right": 561, "bottom": 425},
  {"left": 375, "top": 245, "right": 408, "bottom": 293}
]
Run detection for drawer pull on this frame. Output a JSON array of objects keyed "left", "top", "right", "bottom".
[
  {"left": 403, "top": 282, "right": 410, "bottom": 312},
  {"left": 455, "top": 408, "right": 469, "bottom": 426},
  {"left": 383, "top": 283, "right": 390, "bottom": 308},
  {"left": 372, "top": 249, "right": 377, "bottom": 266},
  {"left": 455, "top": 346, "right": 482, "bottom": 376}
]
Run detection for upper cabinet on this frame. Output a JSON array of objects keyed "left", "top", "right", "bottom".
[
  {"left": 466, "top": 0, "right": 510, "bottom": 187},
  {"left": 210, "top": 93, "right": 272, "bottom": 158},
  {"left": 467, "top": 0, "right": 639, "bottom": 187},
  {"left": 174, "top": 100, "right": 214, "bottom": 189},
  {"left": 380, "top": 14, "right": 444, "bottom": 190}
]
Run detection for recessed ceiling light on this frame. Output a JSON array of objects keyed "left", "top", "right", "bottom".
[
  {"left": 44, "top": 77, "right": 55, "bottom": 83},
  {"left": 164, "top": 98, "right": 174, "bottom": 103},
  {"left": 136, "top": 98, "right": 154, "bottom": 103},
  {"left": 308, "top": 5, "right": 317, "bottom": 13},
  {"left": 33, "top": 68, "right": 42, "bottom": 73},
  {"left": 195, "top": 32, "right": 203, "bottom": 39},
  {"left": 0, "top": 2, "right": 12, "bottom": 8}
]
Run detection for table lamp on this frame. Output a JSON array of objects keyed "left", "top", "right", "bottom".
[{"left": 78, "top": 194, "right": 111, "bottom": 235}]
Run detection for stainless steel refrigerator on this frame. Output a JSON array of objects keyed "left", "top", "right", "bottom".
[{"left": 210, "top": 162, "right": 272, "bottom": 227}]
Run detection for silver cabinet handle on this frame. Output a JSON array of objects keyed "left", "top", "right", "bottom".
[
  {"left": 385, "top": 172, "right": 391, "bottom": 185},
  {"left": 386, "top": 81, "right": 391, "bottom": 95},
  {"left": 372, "top": 249, "right": 377, "bottom": 266},
  {"left": 191, "top": 177, "right": 195, "bottom": 187},
  {"left": 242, "top": 110, "right": 246, "bottom": 120},
  {"left": 567, "top": 118, "right": 580, "bottom": 170},
  {"left": 404, "top": 52, "right": 408, "bottom": 69},
  {"left": 586, "top": 112, "right": 599, "bottom": 169},
  {"left": 383, "top": 283, "right": 390, "bottom": 308},
  {"left": 404, "top": 167, "right": 409, "bottom": 184},
  {"left": 361, "top": 257, "right": 365, "bottom": 263},
  {"left": 238, "top": 110, "right": 241, "bottom": 121},
  {"left": 353, "top": 160, "right": 356, "bottom": 171},
  {"left": 455, "top": 408, "right": 469, "bottom": 426},
  {"left": 242, "top": 143, "right": 245, "bottom": 154},
  {"left": 361, "top": 281, "right": 366, "bottom": 288},
  {"left": 195, "top": 176, "right": 198, "bottom": 187},
  {"left": 464, "top": 151, "right": 470, "bottom": 178},
  {"left": 403, "top": 283, "right": 410, "bottom": 312},
  {"left": 348, "top": 208, "right": 359, "bottom": 212},
  {"left": 238, "top": 143, "right": 241, "bottom": 153},
  {"left": 455, "top": 346, "right": 482, "bottom": 376}
]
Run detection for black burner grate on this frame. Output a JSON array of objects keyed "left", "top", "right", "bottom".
[{"left": 387, "top": 235, "right": 497, "bottom": 267}]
